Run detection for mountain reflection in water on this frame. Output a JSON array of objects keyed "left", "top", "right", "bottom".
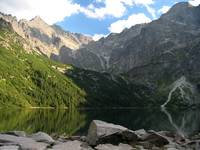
[{"left": 0, "top": 108, "right": 199, "bottom": 136}]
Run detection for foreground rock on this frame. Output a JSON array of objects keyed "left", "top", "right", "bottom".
[
  {"left": 52, "top": 140, "right": 93, "bottom": 150},
  {"left": 95, "top": 143, "right": 133, "bottom": 150},
  {"left": 30, "top": 132, "right": 54, "bottom": 144},
  {"left": 87, "top": 120, "right": 137, "bottom": 146},
  {"left": 0, "top": 120, "right": 199, "bottom": 150},
  {"left": 0, "top": 134, "right": 48, "bottom": 150}
]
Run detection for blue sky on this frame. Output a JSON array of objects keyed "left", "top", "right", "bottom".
[
  {"left": 0, "top": 0, "right": 199, "bottom": 40},
  {"left": 57, "top": 0, "right": 185, "bottom": 36}
]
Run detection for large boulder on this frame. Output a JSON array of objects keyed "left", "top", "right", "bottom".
[
  {"left": 87, "top": 120, "right": 138, "bottom": 146},
  {"left": 30, "top": 132, "right": 54, "bottom": 144}
]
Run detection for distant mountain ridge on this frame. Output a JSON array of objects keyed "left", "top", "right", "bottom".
[
  {"left": 51, "top": 2, "right": 200, "bottom": 107},
  {"left": 51, "top": 2, "right": 200, "bottom": 74},
  {"left": 0, "top": 12, "right": 92, "bottom": 57}
]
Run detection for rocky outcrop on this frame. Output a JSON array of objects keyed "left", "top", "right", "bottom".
[
  {"left": 0, "top": 120, "right": 199, "bottom": 150},
  {"left": 55, "top": 24, "right": 146, "bottom": 71},
  {"left": 0, "top": 12, "right": 93, "bottom": 57}
]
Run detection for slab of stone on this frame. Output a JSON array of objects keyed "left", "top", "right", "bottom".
[
  {"left": 53, "top": 140, "right": 93, "bottom": 150},
  {"left": 141, "top": 131, "right": 170, "bottom": 147},
  {"left": 0, "top": 134, "right": 48, "bottom": 150},
  {"left": 95, "top": 143, "right": 133, "bottom": 150},
  {"left": 2, "top": 131, "right": 26, "bottom": 137},
  {"left": 30, "top": 132, "right": 54, "bottom": 144},
  {"left": 0, "top": 145, "right": 19, "bottom": 150}
]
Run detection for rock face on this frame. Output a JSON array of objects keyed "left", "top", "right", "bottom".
[
  {"left": 0, "top": 12, "right": 92, "bottom": 57},
  {"left": 55, "top": 24, "right": 146, "bottom": 71},
  {"left": 54, "top": 2, "right": 200, "bottom": 75}
]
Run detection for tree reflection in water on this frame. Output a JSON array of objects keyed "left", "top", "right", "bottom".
[{"left": 0, "top": 108, "right": 199, "bottom": 136}]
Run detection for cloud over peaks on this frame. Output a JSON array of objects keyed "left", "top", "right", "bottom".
[
  {"left": 0, "top": 0, "right": 80, "bottom": 24},
  {"left": 189, "top": 0, "right": 200, "bottom": 6},
  {"left": 109, "top": 13, "right": 151, "bottom": 33}
]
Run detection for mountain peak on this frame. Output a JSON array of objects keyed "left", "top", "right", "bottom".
[
  {"left": 30, "top": 16, "right": 46, "bottom": 24},
  {"left": 169, "top": 2, "right": 193, "bottom": 12},
  {"left": 161, "top": 2, "right": 200, "bottom": 25}
]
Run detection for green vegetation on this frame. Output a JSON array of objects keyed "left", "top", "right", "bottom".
[
  {"left": 66, "top": 68, "right": 156, "bottom": 107},
  {"left": 0, "top": 26, "right": 86, "bottom": 108}
]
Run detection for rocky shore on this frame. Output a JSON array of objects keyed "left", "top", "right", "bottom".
[{"left": 0, "top": 120, "right": 199, "bottom": 150}]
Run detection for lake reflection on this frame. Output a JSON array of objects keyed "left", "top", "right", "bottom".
[{"left": 0, "top": 108, "right": 199, "bottom": 137}]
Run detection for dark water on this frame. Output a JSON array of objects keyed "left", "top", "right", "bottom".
[{"left": 0, "top": 108, "right": 199, "bottom": 137}]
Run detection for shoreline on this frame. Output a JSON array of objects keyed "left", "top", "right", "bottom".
[{"left": 0, "top": 120, "right": 199, "bottom": 150}]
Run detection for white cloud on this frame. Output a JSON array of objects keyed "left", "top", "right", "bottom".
[
  {"left": 109, "top": 13, "right": 151, "bottom": 33},
  {"left": 133, "top": 0, "right": 154, "bottom": 5},
  {"left": 93, "top": 34, "right": 108, "bottom": 41},
  {"left": 189, "top": 0, "right": 200, "bottom": 6},
  {"left": 158, "top": 6, "right": 171, "bottom": 14},
  {"left": 0, "top": 0, "right": 156, "bottom": 24},
  {"left": 80, "top": 0, "right": 156, "bottom": 19},
  {"left": 0, "top": 0, "right": 80, "bottom": 24},
  {"left": 80, "top": 0, "right": 129, "bottom": 19}
]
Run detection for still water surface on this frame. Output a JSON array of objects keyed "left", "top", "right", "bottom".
[{"left": 0, "top": 108, "right": 199, "bottom": 137}]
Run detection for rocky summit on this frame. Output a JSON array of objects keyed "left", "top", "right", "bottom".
[
  {"left": 0, "top": 12, "right": 92, "bottom": 57},
  {"left": 0, "top": 120, "right": 199, "bottom": 150}
]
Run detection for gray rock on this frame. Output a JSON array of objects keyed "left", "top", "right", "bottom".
[
  {"left": 87, "top": 120, "right": 128, "bottom": 145},
  {"left": 52, "top": 140, "right": 93, "bottom": 150},
  {"left": 122, "top": 130, "right": 138, "bottom": 141},
  {"left": 80, "top": 136, "right": 87, "bottom": 142},
  {"left": 134, "top": 129, "right": 147, "bottom": 139},
  {"left": 0, "top": 145, "right": 19, "bottom": 150},
  {"left": 0, "top": 134, "right": 48, "bottom": 150},
  {"left": 134, "top": 145, "right": 148, "bottom": 150},
  {"left": 3, "top": 131, "right": 26, "bottom": 137},
  {"left": 141, "top": 131, "right": 170, "bottom": 147},
  {"left": 30, "top": 132, "right": 54, "bottom": 144},
  {"left": 95, "top": 143, "right": 133, "bottom": 150}
]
